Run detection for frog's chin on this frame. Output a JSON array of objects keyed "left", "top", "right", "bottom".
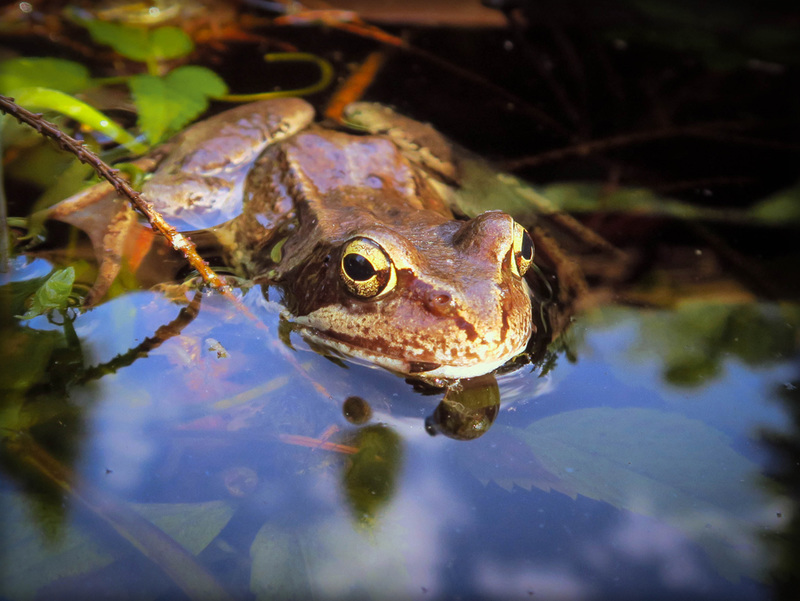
[{"left": 292, "top": 324, "right": 527, "bottom": 381}]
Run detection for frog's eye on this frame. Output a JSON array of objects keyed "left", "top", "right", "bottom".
[
  {"left": 340, "top": 237, "right": 397, "bottom": 299},
  {"left": 511, "top": 223, "right": 534, "bottom": 277}
]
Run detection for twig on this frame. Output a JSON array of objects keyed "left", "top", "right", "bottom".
[
  {"left": 504, "top": 121, "right": 798, "bottom": 170},
  {"left": 0, "top": 94, "right": 229, "bottom": 294}
]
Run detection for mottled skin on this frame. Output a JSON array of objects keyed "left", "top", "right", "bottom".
[{"left": 57, "top": 98, "right": 534, "bottom": 379}]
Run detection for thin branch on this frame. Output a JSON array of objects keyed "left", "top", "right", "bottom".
[
  {"left": 504, "top": 121, "right": 799, "bottom": 170},
  {"left": 0, "top": 94, "right": 229, "bottom": 294}
]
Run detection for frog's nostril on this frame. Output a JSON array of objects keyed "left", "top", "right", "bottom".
[{"left": 427, "top": 292, "right": 453, "bottom": 315}]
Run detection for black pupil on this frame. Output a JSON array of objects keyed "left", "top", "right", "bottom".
[
  {"left": 521, "top": 232, "right": 533, "bottom": 260},
  {"left": 344, "top": 254, "right": 376, "bottom": 281}
]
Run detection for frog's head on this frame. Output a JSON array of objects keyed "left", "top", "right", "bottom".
[{"left": 285, "top": 211, "right": 534, "bottom": 380}]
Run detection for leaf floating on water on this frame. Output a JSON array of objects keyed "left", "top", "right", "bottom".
[{"left": 504, "top": 407, "right": 772, "bottom": 581}]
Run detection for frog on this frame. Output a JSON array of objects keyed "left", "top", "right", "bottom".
[{"left": 48, "top": 98, "right": 536, "bottom": 381}]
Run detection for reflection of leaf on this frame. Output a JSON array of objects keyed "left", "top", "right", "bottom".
[
  {"left": 630, "top": 303, "right": 800, "bottom": 387},
  {"left": 505, "top": 407, "right": 769, "bottom": 581},
  {"left": 17, "top": 267, "right": 75, "bottom": 320},
  {"left": 0, "top": 493, "right": 235, "bottom": 601},
  {"left": 0, "top": 326, "right": 63, "bottom": 430}
]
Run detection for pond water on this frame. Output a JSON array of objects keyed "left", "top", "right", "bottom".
[
  {"left": 2, "top": 2, "right": 799, "bottom": 601},
  {"left": 2, "top": 255, "right": 798, "bottom": 600}
]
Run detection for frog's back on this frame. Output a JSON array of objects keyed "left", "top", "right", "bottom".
[{"left": 141, "top": 98, "right": 315, "bottom": 231}]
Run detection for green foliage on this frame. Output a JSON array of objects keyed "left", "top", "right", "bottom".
[
  {"left": 130, "top": 66, "right": 228, "bottom": 144},
  {"left": 79, "top": 19, "right": 193, "bottom": 63},
  {"left": 749, "top": 183, "right": 800, "bottom": 225},
  {"left": 0, "top": 58, "right": 89, "bottom": 95},
  {"left": 452, "top": 169, "right": 800, "bottom": 227},
  {"left": 17, "top": 267, "right": 75, "bottom": 320},
  {"left": 8, "top": 86, "right": 146, "bottom": 153}
]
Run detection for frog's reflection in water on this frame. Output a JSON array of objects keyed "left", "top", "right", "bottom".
[{"left": 425, "top": 374, "right": 501, "bottom": 441}]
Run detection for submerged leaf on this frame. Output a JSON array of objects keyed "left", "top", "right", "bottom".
[
  {"left": 505, "top": 407, "right": 772, "bottom": 580},
  {"left": 0, "top": 493, "right": 235, "bottom": 601}
]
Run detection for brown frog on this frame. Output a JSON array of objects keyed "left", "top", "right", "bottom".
[{"left": 51, "top": 98, "right": 535, "bottom": 380}]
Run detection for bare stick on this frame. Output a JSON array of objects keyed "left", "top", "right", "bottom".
[{"left": 0, "top": 94, "right": 229, "bottom": 293}]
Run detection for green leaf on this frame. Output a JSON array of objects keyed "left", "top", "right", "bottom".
[
  {"left": 149, "top": 26, "right": 194, "bottom": 61},
  {"left": 130, "top": 67, "right": 227, "bottom": 145},
  {"left": 11, "top": 87, "right": 146, "bottom": 152},
  {"left": 748, "top": 183, "right": 800, "bottom": 224},
  {"left": 129, "top": 74, "right": 185, "bottom": 145},
  {"left": 81, "top": 19, "right": 152, "bottom": 62},
  {"left": 18, "top": 267, "right": 75, "bottom": 320},
  {"left": 166, "top": 65, "right": 228, "bottom": 100},
  {"left": 0, "top": 58, "right": 90, "bottom": 95},
  {"left": 78, "top": 19, "right": 193, "bottom": 63},
  {"left": 0, "top": 493, "right": 235, "bottom": 601},
  {"left": 504, "top": 407, "right": 772, "bottom": 581}
]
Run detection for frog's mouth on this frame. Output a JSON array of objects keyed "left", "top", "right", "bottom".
[{"left": 288, "top": 318, "right": 528, "bottom": 381}]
